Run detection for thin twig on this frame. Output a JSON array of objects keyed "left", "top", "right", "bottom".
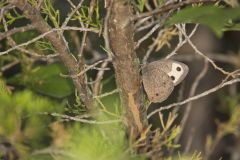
[
  {"left": 131, "top": 0, "right": 216, "bottom": 21},
  {"left": 177, "top": 25, "right": 231, "bottom": 75},
  {"left": 32, "top": 147, "right": 76, "bottom": 158},
  {"left": 41, "top": 112, "right": 121, "bottom": 124},
  {"left": 173, "top": 53, "right": 240, "bottom": 66},
  {"left": 142, "top": 37, "right": 158, "bottom": 65},
  {"left": 147, "top": 78, "right": 240, "bottom": 119},
  {"left": 173, "top": 59, "right": 209, "bottom": 151},
  {"left": 0, "top": 27, "right": 98, "bottom": 56},
  {"left": 78, "top": 0, "right": 96, "bottom": 59},
  {"left": 0, "top": 4, "right": 15, "bottom": 22},
  {"left": 1, "top": 60, "right": 19, "bottom": 72},
  {"left": 135, "top": 23, "right": 162, "bottom": 49},
  {"left": 60, "top": 58, "right": 112, "bottom": 78},
  {"left": 92, "top": 0, "right": 112, "bottom": 96},
  {"left": 141, "top": 13, "right": 172, "bottom": 64},
  {"left": 134, "top": 16, "right": 152, "bottom": 30},
  {"left": 36, "top": 0, "right": 44, "bottom": 10},
  {"left": 184, "top": 128, "right": 195, "bottom": 153},
  {"left": 61, "top": 0, "right": 85, "bottom": 28},
  {"left": 2, "top": 16, "right": 55, "bottom": 60},
  {"left": 66, "top": 0, "right": 85, "bottom": 27},
  {"left": 74, "top": 0, "right": 96, "bottom": 102},
  {"left": 93, "top": 88, "right": 119, "bottom": 98},
  {"left": 0, "top": 24, "right": 35, "bottom": 41},
  {"left": 165, "top": 24, "right": 199, "bottom": 59}
]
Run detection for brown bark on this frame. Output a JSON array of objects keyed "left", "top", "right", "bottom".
[
  {"left": 8, "top": 0, "right": 93, "bottom": 109},
  {"left": 108, "top": 0, "right": 147, "bottom": 140}
]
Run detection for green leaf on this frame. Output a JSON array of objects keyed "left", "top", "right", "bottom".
[
  {"left": 7, "top": 63, "right": 75, "bottom": 98},
  {"left": 13, "top": 30, "right": 39, "bottom": 43},
  {"left": 28, "top": 64, "right": 74, "bottom": 98},
  {"left": 166, "top": 6, "right": 240, "bottom": 37},
  {"left": 224, "top": 23, "right": 240, "bottom": 31},
  {"left": 136, "top": 0, "right": 145, "bottom": 12}
]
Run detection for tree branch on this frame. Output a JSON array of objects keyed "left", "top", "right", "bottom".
[
  {"left": 108, "top": 1, "right": 147, "bottom": 140},
  {"left": 7, "top": 0, "right": 93, "bottom": 109},
  {"left": 0, "top": 24, "right": 35, "bottom": 41}
]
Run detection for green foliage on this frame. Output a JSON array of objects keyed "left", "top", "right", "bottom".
[
  {"left": 28, "top": 0, "right": 38, "bottom": 8},
  {"left": 166, "top": 6, "right": 240, "bottom": 37},
  {"left": 65, "top": 90, "right": 87, "bottom": 115},
  {"left": 217, "top": 95, "right": 240, "bottom": 136},
  {"left": 35, "top": 40, "right": 56, "bottom": 52},
  {"left": 0, "top": 81, "right": 137, "bottom": 160},
  {"left": 205, "top": 95, "right": 240, "bottom": 158},
  {"left": 224, "top": 23, "right": 240, "bottom": 32},
  {"left": 3, "top": 1, "right": 238, "bottom": 159},
  {"left": 12, "top": 30, "right": 56, "bottom": 56},
  {"left": 72, "top": 1, "right": 102, "bottom": 29},
  {"left": 158, "top": 0, "right": 165, "bottom": 5},
  {"left": 0, "top": 89, "right": 64, "bottom": 158},
  {"left": 0, "top": 1, "right": 7, "bottom": 7},
  {"left": 158, "top": 112, "right": 181, "bottom": 149},
  {"left": 42, "top": 0, "right": 60, "bottom": 28},
  {"left": 4, "top": 9, "right": 24, "bottom": 26},
  {"left": 56, "top": 123, "right": 145, "bottom": 160},
  {"left": 9, "top": 63, "right": 74, "bottom": 98},
  {"left": 135, "top": 0, "right": 165, "bottom": 12},
  {"left": 136, "top": 0, "right": 145, "bottom": 12}
]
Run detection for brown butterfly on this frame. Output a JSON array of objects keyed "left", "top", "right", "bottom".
[{"left": 142, "top": 60, "right": 189, "bottom": 103}]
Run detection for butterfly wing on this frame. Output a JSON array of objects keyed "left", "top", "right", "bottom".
[
  {"left": 145, "top": 60, "right": 189, "bottom": 86},
  {"left": 143, "top": 60, "right": 172, "bottom": 73},
  {"left": 142, "top": 66, "right": 174, "bottom": 103}
]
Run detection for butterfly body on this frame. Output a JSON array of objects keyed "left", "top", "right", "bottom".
[{"left": 142, "top": 60, "right": 189, "bottom": 103}]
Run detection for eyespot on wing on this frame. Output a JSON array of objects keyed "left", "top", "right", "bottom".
[{"left": 168, "top": 61, "right": 189, "bottom": 86}]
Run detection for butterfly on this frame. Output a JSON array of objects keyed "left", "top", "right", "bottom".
[{"left": 142, "top": 60, "right": 189, "bottom": 103}]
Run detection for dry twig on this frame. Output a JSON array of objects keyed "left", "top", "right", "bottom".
[{"left": 147, "top": 78, "right": 240, "bottom": 119}]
